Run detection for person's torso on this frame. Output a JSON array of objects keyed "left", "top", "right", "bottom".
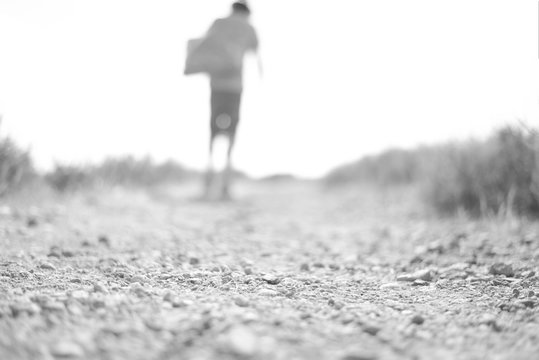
[{"left": 208, "top": 15, "right": 257, "bottom": 92}]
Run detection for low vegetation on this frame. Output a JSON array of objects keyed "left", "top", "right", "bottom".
[
  {"left": 45, "top": 156, "right": 199, "bottom": 192},
  {"left": 3, "top": 121, "right": 539, "bottom": 217},
  {"left": 325, "top": 124, "right": 539, "bottom": 217},
  {"left": 0, "top": 136, "right": 35, "bottom": 196}
]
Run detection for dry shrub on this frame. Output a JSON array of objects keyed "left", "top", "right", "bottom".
[
  {"left": 93, "top": 156, "right": 197, "bottom": 187},
  {"left": 46, "top": 156, "right": 198, "bottom": 192},
  {"left": 325, "top": 125, "right": 539, "bottom": 217},
  {"left": 0, "top": 137, "right": 35, "bottom": 196},
  {"left": 425, "top": 126, "right": 539, "bottom": 216},
  {"left": 45, "top": 165, "right": 93, "bottom": 192},
  {"left": 325, "top": 148, "right": 424, "bottom": 186}
]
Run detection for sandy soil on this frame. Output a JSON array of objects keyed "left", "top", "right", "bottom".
[{"left": 0, "top": 181, "right": 538, "bottom": 360}]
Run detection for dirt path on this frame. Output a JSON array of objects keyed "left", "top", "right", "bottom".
[{"left": 1, "top": 181, "right": 538, "bottom": 359}]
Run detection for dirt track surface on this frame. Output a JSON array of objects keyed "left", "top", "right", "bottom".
[{"left": 1, "top": 181, "right": 538, "bottom": 360}]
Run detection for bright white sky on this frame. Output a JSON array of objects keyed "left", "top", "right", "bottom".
[{"left": 0, "top": 0, "right": 538, "bottom": 177}]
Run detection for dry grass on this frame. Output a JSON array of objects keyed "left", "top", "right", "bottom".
[
  {"left": 325, "top": 124, "right": 539, "bottom": 217},
  {"left": 45, "top": 156, "right": 199, "bottom": 192},
  {"left": 0, "top": 137, "right": 35, "bottom": 196}
]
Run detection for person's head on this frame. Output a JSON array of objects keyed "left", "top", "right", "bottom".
[{"left": 232, "top": 1, "right": 251, "bottom": 16}]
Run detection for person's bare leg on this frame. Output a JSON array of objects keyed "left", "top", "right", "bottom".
[
  {"left": 221, "top": 135, "right": 235, "bottom": 200},
  {"left": 204, "top": 135, "right": 216, "bottom": 198}
]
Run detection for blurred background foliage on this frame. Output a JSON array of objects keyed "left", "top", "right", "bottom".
[
  {"left": 44, "top": 156, "right": 199, "bottom": 192},
  {"left": 0, "top": 136, "right": 36, "bottom": 196},
  {"left": 325, "top": 124, "right": 539, "bottom": 217},
  {"left": 1, "top": 123, "right": 538, "bottom": 217}
]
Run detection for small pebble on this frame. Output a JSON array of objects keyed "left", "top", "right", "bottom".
[
  {"left": 40, "top": 262, "right": 56, "bottom": 271},
  {"left": 226, "top": 326, "right": 258, "bottom": 357},
  {"left": 70, "top": 290, "right": 90, "bottom": 300},
  {"left": 163, "top": 291, "right": 174, "bottom": 302},
  {"left": 328, "top": 299, "right": 344, "bottom": 310},
  {"left": 10, "top": 302, "right": 40, "bottom": 317},
  {"left": 48, "top": 246, "right": 62, "bottom": 258},
  {"left": 11, "top": 288, "right": 24, "bottom": 296},
  {"left": 234, "top": 296, "right": 250, "bottom": 307},
  {"left": 518, "top": 300, "right": 536, "bottom": 309},
  {"left": 261, "top": 274, "right": 281, "bottom": 285},
  {"left": 412, "top": 279, "right": 429, "bottom": 286},
  {"left": 27, "top": 217, "right": 39, "bottom": 228},
  {"left": 342, "top": 352, "right": 378, "bottom": 360},
  {"left": 478, "top": 313, "right": 497, "bottom": 326},
  {"left": 380, "top": 282, "right": 404, "bottom": 290},
  {"left": 172, "top": 299, "right": 193, "bottom": 308},
  {"left": 92, "top": 298, "right": 107, "bottom": 309},
  {"left": 240, "top": 258, "right": 254, "bottom": 268},
  {"left": 67, "top": 304, "right": 83, "bottom": 316},
  {"left": 257, "top": 289, "right": 279, "bottom": 297},
  {"left": 411, "top": 314, "right": 425, "bottom": 325},
  {"left": 93, "top": 283, "right": 107, "bottom": 293},
  {"left": 0, "top": 206, "right": 12, "bottom": 216},
  {"left": 41, "top": 301, "right": 65, "bottom": 312},
  {"left": 62, "top": 250, "right": 75, "bottom": 257},
  {"left": 130, "top": 275, "right": 147, "bottom": 284},
  {"left": 98, "top": 235, "right": 111, "bottom": 247},
  {"left": 397, "top": 269, "right": 434, "bottom": 282},
  {"left": 300, "top": 263, "right": 310, "bottom": 271},
  {"left": 219, "top": 264, "right": 231, "bottom": 272},
  {"left": 31, "top": 295, "right": 51, "bottom": 305},
  {"left": 478, "top": 313, "right": 502, "bottom": 332},
  {"left": 489, "top": 263, "right": 515, "bottom": 277},
  {"left": 50, "top": 341, "right": 84, "bottom": 358},
  {"left": 129, "top": 282, "right": 147, "bottom": 296},
  {"left": 145, "top": 319, "right": 165, "bottom": 332},
  {"left": 362, "top": 324, "right": 381, "bottom": 336}
]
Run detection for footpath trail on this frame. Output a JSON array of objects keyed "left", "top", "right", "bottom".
[{"left": 0, "top": 181, "right": 538, "bottom": 360}]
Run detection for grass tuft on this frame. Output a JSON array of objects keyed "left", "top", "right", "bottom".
[
  {"left": 325, "top": 124, "right": 539, "bottom": 217},
  {"left": 0, "top": 136, "right": 35, "bottom": 196}
]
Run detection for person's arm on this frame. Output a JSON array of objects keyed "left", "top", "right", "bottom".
[
  {"left": 256, "top": 51, "right": 263, "bottom": 78},
  {"left": 250, "top": 28, "right": 262, "bottom": 78}
]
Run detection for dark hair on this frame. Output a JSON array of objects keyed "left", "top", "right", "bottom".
[{"left": 232, "top": 1, "right": 251, "bottom": 15}]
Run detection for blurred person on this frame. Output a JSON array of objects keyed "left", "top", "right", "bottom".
[{"left": 186, "top": 0, "right": 259, "bottom": 200}]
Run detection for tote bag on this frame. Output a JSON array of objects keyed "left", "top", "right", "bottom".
[{"left": 184, "top": 36, "right": 236, "bottom": 76}]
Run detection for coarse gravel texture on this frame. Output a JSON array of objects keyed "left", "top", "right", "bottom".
[{"left": 0, "top": 181, "right": 538, "bottom": 360}]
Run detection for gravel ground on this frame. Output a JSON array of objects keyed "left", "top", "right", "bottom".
[{"left": 0, "top": 181, "right": 538, "bottom": 360}]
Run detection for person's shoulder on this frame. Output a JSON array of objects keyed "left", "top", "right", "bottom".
[
  {"left": 212, "top": 17, "right": 227, "bottom": 27},
  {"left": 216, "top": 15, "right": 256, "bottom": 34},
  {"left": 245, "top": 20, "right": 255, "bottom": 30},
  {"left": 244, "top": 21, "right": 257, "bottom": 40},
  {"left": 213, "top": 16, "right": 239, "bottom": 30},
  {"left": 247, "top": 22, "right": 257, "bottom": 34}
]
